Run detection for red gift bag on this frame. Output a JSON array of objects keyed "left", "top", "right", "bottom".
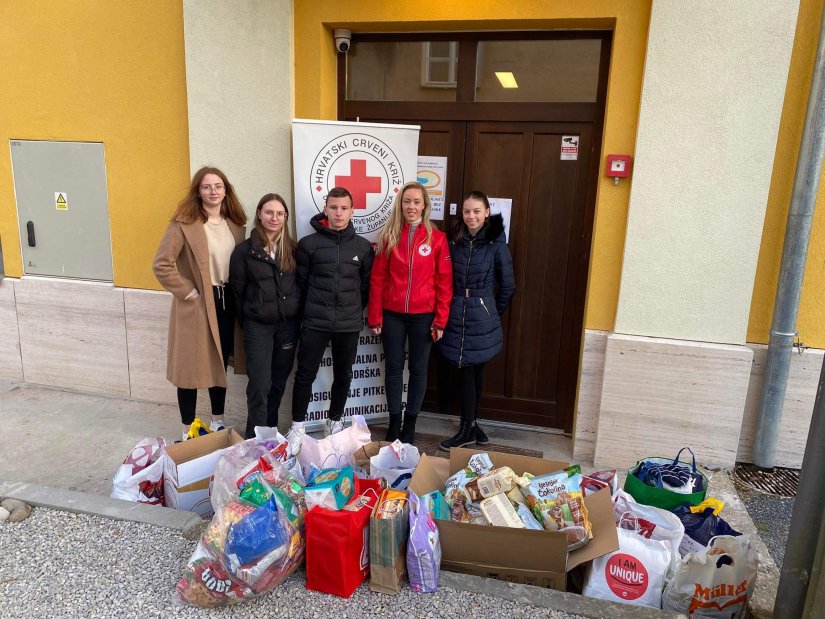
[{"left": 305, "top": 477, "right": 382, "bottom": 598}]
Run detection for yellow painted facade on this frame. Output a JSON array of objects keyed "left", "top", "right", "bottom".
[
  {"left": 747, "top": 0, "right": 825, "bottom": 348},
  {"left": 0, "top": 0, "right": 190, "bottom": 290},
  {"left": 294, "top": 0, "right": 653, "bottom": 333}
]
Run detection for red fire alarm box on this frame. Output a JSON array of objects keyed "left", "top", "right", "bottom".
[{"left": 606, "top": 154, "right": 632, "bottom": 185}]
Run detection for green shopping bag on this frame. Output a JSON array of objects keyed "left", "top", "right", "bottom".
[{"left": 624, "top": 447, "right": 708, "bottom": 511}]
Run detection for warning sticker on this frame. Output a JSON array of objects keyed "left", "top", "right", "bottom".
[
  {"left": 55, "top": 192, "right": 68, "bottom": 211},
  {"left": 561, "top": 136, "right": 579, "bottom": 161}
]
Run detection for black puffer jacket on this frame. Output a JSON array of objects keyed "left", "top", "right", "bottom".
[
  {"left": 297, "top": 213, "right": 374, "bottom": 332},
  {"left": 439, "top": 214, "right": 515, "bottom": 367},
  {"left": 229, "top": 232, "right": 301, "bottom": 326}
]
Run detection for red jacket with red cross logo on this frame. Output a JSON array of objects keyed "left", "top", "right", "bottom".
[{"left": 368, "top": 223, "right": 452, "bottom": 329}]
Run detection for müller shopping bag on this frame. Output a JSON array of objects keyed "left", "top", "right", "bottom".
[{"left": 305, "top": 477, "right": 383, "bottom": 598}]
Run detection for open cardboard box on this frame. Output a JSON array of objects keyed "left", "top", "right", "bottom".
[
  {"left": 409, "top": 447, "right": 619, "bottom": 591},
  {"left": 163, "top": 428, "right": 244, "bottom": 517}
]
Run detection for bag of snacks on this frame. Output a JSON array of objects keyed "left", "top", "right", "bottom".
[
  {"left": 174, "top": 443, "right": 306, "bottom": 607},
  {"left": 443, "top": 453, "right": 493, "bottom": 522},
  {"left": 524, "top": 464, "right": 592, "bottom": 550}
]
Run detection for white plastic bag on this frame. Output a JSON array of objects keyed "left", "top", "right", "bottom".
[
  {"left": 613, "top": 488, "right": 685, "bottom": 582},
  {"left": 370, "top": 440, "right": 421, "bottom": 490},
  {"left": 296, "top": 415, "right": 371, "bottom": 479},
  {"left": 110, "top": 438, "right": 167, "bottom": 505},
  {"left": 582, "top": 517, "right": 671, "bottom": 609},
  {"left": 662, "top": 535, "right": 758, "bottom": 618}
]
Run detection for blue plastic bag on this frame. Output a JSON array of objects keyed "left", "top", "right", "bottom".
[
  {"left": 225, "top": 496, "right": 289, "bottom": 570},
  {"left": 671, "top": 502, "right": 741, "bottom": 556}
]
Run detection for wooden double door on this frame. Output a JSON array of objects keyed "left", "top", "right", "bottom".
[{"left": 408, "top": 120, "right": 595, "bottom": 431}]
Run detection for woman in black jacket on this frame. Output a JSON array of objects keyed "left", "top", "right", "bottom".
[
  {"left": 439, "top": 191, "right": 515, "bottom": 450},
  {"left": 229, "top": 193, "right": 301, "bottom": 439}
]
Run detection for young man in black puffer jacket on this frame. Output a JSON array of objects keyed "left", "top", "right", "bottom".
[{"left": 287, "top": 187, "right": 374, "bottom": 453}]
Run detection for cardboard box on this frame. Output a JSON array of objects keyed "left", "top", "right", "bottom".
[
  {"left": 163, "top": 428, "right": 244, "bottom": 517},
  {"left": 352, "top": 441, "right": 392, "bottom": 471},
  {"left": 408, "top": 447, "right": 619, "bottom": 591}
]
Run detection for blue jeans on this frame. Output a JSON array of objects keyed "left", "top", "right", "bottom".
[
  {"left": 243, "top": 319, "right": 298, "bottom": 438},
  {"left": 382, "top": 310, "right": 435, "bottom": 418}
]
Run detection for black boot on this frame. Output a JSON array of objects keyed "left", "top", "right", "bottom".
[
  {"left": 399, "top": 415, "right": 417, "bottom": 445},
  {"left": 385, "top": 415, "right": 402, "bottom": 442},
  {"left": 439, "top": 419, "right": 476, "bottom": 451},
  {"left": 474, "top": 419, "right": 490, "bottom": 445}
]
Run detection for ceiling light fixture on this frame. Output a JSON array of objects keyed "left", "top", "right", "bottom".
[{"left": 495, "top": 71, "right": 518, "bottom": 88}]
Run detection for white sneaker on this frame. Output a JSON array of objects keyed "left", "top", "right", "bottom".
[
  {"left": 286, "top": 422, "right": 306, "bottom": 456},
  {"left": 209, "top": 419, "right": 225, "bottom": 432},
  {"left": 325, "top": 418, "right": 345, "bottom": 437}
]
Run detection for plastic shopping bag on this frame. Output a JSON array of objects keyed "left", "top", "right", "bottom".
[
  {"left": 110, "top": 438, "right": 167, "bottom": 505},
  {"left": 625, "top": 447, "right": 708, "bottom": 510},
  {"left": 174, "top": 442, "right": 306, "bottom": 607},
  {"left": 613, "top": 488, "right": 685, "bottom": 581},
  {"left": 406, "top": 491, "right": 441, "bottom": 593},
  {"left": 296, "top": 415, "right": 372, "bottom": 479},
  {"left": 369, "top": 440, "right": 421, "bottom": 490},
  {"left": 662, "top": 535, "right": 758, "bottom": 618},
  {"left": 671, "top": 499, "right": 741, "bottom": 556},
  {"left": 582, "top": 516, "right": 671, "bottom": 608},
  {"left": 305, "top": 477, "right": 382, "bottom": 598}
]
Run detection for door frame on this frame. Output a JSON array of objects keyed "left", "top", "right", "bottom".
[{"left": 339, "top": 30, "right": 612, "bottom": 432}]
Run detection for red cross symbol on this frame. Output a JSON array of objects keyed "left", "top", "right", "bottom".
[{"left": 335, "top": 159, "right": 382, "bottom": 211}]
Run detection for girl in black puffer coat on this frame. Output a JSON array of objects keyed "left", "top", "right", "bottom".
[
  {"left": 229, "top": 194, "right": 302, "bottom": 439},
  {"left": 439, "top": 191, "right": 515, "bottom": 450}
]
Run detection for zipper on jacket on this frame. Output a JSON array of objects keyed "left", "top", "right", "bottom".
[
  {"left": 405, "top": 225, "right": 415, "bottom": 313},
  {"left": 333, "top": 238, "right": 340, "bottom": 331},
  {"left": 458, "top": 237, "right": 475, "bottom": 367},
  {"left": 480, "top": 297, "right": 491, "bottom": 318}
]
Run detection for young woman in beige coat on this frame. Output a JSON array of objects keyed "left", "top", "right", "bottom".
[{"left": 153, "top": 166, "right": 247, "bottom": 441}]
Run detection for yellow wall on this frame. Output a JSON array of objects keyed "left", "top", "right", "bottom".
[
  {"left": 747, "top": 0, "right": 825, "bottom": 348},
  {"left": 0, "top": 0, "right": 190, "bottom": 290},
  {"left": 294, "top": 0, "right": 652, "bottom": 332}
]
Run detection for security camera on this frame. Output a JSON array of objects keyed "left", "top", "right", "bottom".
[{"left": 334, "top": 29, "right": 352, "bottom": 53}]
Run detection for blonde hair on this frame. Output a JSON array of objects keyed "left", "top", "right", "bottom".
[
  {"left": 376, "top": 181, "right": 433, "bottom": 255},
  {"left": 253, "top": 193, "right": 296, "bottom": 272}
]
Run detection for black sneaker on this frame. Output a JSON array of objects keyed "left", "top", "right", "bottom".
[{"left": 475, "top": 423, "right": 490, "bottom": 445}]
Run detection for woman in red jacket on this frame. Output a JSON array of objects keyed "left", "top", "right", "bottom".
[{"left": 369, "top": 181, "right": 452, "bottom": 444}]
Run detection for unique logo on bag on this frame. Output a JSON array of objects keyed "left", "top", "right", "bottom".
[
  {"left": 418, "top": 244, "right": 432, "bottom": 256},
  {"left": 309, "top": 133, "right": 404, "bottom": 234},
  {"left": 605, "top": 553, "right": 649, "bottom": 600}
]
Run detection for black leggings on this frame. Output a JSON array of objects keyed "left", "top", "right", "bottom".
[
  {"left": 177, "top": 286, "right": 234, "bottom": 425},
  {"left": 459, "top": 363, "right": 486, "bottom": 423}
]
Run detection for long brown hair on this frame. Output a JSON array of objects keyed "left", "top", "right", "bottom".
[
  {"left": 253, "top": 193, "right": 296, "bottom": 272},
  {"left": 452, "top": 190, "right": 491, "bottom": 243},
  {"left": 171, "top": 166, "right": 247, "bottom": 226},
  {"left": 376, "top": 181, "right": 433, "bottom": 255}
]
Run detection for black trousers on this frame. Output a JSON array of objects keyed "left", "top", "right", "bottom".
[
  {"left": 177, "top": 286, "right": 234, "bottom": 425},
  {"left": 291, "top": 329, "right": 359, "bottom": 423},
  {"left": 459, "top": 363, "right": 486, "bottom": 423},
  {"left": 243, "top": 318, "right": 298, "bottom": 438},
  {"left": 381, "top": 310, "right": 434, "bottom": 418}
]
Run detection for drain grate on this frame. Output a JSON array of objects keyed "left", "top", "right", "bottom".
[{"left": 733, "top": 463, "right": 800, "bottom": 497}]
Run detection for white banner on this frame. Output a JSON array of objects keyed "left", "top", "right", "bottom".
[
  {"left": 292, "top": 119, "right": 420, "bottom": 241},
  {"left": 291, "top": 119, "right": 421, "bottom": 426}
]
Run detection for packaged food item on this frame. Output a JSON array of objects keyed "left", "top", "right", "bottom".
[
  {"left": 524, "top": 465, "right": 592, "bottom": 550},
  {"left": 373, "top": 489, "right": 408, "bottom": 519},
  {"left": 304, "top": 466, "right": 355, "bottom": 511},
  {"left": 449, "top": 493, "right": 471, "bottom": 523},
  {"left": 463, "top": 466, "right": 523, "bottom": 502},
  {"left": 480, "top": 493, "right": 525, "bottom": 528},
  {"left": 407, "top": 491, "right": 441, "bottom": 593},
  {"left": 422, "top": 490, "right": 451, "bottom": 521},
  {"left": 443, "top": 453, "right": 494, "bottom": 522},
  {"left": 466, "top": 501, "right": 488, "bottom": 526},
  {"left": 507, "top": 485, "right": 527, "bottom": 506},
  {"left": 514, "top": 501, "right": 544, "bottom": 530},
  {"left": 238, "top": 478, "right": 271, "bottom": 507}
]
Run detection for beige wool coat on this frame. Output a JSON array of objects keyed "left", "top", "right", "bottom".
[{"left": 153, "top": 217, "right": 246, "bottom": 389}]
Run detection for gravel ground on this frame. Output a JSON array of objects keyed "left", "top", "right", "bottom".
[
  {"left": 0, "top": 508, "right": 589, "bottom": 619},
  {"left": 736, "top": 487, "right": 794, "bottom": 569}
]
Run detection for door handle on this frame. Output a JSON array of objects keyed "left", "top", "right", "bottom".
[{"left": 26, "top": 221, "right": 35, "bottom": 247}]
